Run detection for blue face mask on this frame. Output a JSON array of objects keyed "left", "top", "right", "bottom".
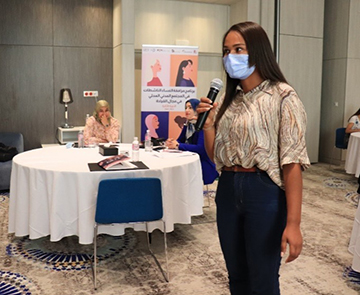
[{"left": 223, "top": 54, "right": 255, "bottom": 80}]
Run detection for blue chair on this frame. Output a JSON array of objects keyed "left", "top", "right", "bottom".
[
  {"left": 92, "top": 178, "right": 169, "bottom": 289},
  {"left": 330, "top": 127, "right": 348, "bottom": 168},
  {"left": 0, "top": 132, "right": 24, "bottom": 191},
  {"left": 335, "top": 127, "right": 348, "bottom": 149}
]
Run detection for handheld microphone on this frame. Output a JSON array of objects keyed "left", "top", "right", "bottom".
[{"left": 195, "top": 78, "right": 223, "bottom": 131}]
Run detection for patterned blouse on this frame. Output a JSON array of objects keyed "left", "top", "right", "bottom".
[
  {"left": 214, "top": 80, "right": 310, "bottom": 188},
  {"left": 84, "top": 116, "right": 120, "bottom": 145}
]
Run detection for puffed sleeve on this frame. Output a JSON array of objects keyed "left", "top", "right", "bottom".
[{"left": 279, "top": 92, "right": 310, "bottom": 170}]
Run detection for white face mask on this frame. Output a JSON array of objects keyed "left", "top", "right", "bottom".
[{"left": 223, "top": 54, "right": 255, "bottom": 80}]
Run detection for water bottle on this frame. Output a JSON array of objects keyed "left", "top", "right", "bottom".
[
  {"left": 132, "top": 137, "right": 140, "bottom": 161},
  {"left": 78, "top": 130, "right": 84, "bottom": 148},
  {"left": 145, "top": 129, "right": 152, "bottom": 152}
]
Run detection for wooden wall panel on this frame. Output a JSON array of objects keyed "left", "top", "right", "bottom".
[
  {"left": 0, "top": 46, "right": 54, "bottom": 149},
  {"left": 53, "top": 0, "right": 113, "bottom": 47},
  {"left": 54, "top": 47, "right": 113, "bottom": 128},
  {"left": 0, "top": 0, "right": 113, "bottom": 150},
  {"left": 0, "top": 0, "right": 53, "bottom": 45}
]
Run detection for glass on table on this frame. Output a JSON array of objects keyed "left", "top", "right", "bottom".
[{"left": 87, "top": 139, "right": 97, "bottom": 148}]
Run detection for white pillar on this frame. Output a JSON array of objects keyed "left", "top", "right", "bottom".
[{"left": 113, "top": 0, "right": 135, "bottom": 143}]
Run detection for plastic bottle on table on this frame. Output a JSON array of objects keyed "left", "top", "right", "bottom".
[
  {"left": 132, "top": 137, "right": 140, "bottom": 161},
  {"left": 144, "top": 129, "right": 152, "bottom": 152},
  {"left": 78, "top": 130, "right": 84, "bottom": 148}
]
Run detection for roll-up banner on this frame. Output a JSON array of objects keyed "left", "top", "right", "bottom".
[{"left": 141, "top": 45, "right": 198, "bottom": 142}]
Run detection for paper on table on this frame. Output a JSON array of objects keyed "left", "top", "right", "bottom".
[
  {"left": 152, "top": 150, "right": 195, "bottom": 158},
  {"left": 97, "top": 154, "right": 132, "bottom": 170},
  {"left": 162, "top": 149, "right": 183, "bottom": 153},
  {"left": 105, "top": 161, "right": 137, "bottom": 170}
]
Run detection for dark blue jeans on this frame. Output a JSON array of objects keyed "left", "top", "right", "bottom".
[{"left": 216, "top": 170, "right": 287, "bottom": 295}]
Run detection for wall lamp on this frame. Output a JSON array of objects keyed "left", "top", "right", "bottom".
[{"left": 60, "top": 88, "right": 74, "bottom": 128}]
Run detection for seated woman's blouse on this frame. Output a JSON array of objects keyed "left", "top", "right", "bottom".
[
  {"left": 349, "top": 116, "right": 360, "bottom": 130},
  {"left": 84, "top": 116, "right": 120, "bottom": 145},
  {"left": 177, "top": 125, "right": 218, "bottom": 185}
]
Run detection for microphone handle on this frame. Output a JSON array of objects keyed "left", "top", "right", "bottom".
[{"left": 195, "top": 87, "right": 219, "bottom": 131}]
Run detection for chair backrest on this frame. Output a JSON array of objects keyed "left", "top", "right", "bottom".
[
  {"left": 0, "top": 132, "right": 24, "bottom": 153},
  {"left": 95, "top": 178, "right": 163, "bottom": 224},
  {"left": 335, "top": 127, "right": 348, "bottom": 149}
]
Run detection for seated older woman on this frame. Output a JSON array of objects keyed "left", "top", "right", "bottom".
[
  {"left": 84, "top": 100, "right": 120, "bottom": 145},
  {"left": 166, "top": 98, "right": 218, "bottom": 185}
]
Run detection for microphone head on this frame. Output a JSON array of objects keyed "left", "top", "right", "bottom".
[{"left": 210, "top": 78, "right": 223, "bottom": 91}]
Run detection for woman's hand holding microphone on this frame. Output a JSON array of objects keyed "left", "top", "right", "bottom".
[{"left": 197, "top": 97, "right": 218, "bottom": 131}]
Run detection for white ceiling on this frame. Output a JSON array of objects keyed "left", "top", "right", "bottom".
[{"left": 167, "top": 0, "right": 240, "bottom": 5}]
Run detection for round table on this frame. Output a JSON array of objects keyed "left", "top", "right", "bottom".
[{"left": 8, "top": 145, "right": 204, "bottom": 244}]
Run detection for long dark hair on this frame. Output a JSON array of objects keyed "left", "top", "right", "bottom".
[
  {"left": 215, "top": 21, "right": 287, "bottom": 125},
  {"left": 176, "top": 60, "right": 192, "bottom": 86},
  {"left": 348, "top": 108, "right": 360, "bottom": 122}
]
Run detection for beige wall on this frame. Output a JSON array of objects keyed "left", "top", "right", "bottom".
[
  {"left": 279, "top": 0, "right": 324, "bottom": 163},
  {"left": 113, "top": 0, "right": 135, "bottom": 143},
  {"left": 230, "top": 0, "right": 247, "bottom": 25}
]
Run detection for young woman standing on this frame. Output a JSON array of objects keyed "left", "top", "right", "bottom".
[{"left": 197, "top": 22, "right": 310, "bottom": 294}]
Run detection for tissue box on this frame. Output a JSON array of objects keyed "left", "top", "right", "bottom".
[{"left": 99, "top": 145, "right": 118, "bottom": 156}]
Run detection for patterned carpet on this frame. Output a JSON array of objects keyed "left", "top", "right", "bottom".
[{"left": 1, "top": 163, "right": 360, "bottom": 294}]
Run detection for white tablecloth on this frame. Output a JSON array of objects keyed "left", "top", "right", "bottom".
[
  {"left": 8, "top": 145, "right": 204, "bottom": 244},
  {"left": 345, "top": 133, "right": 360, "bottom": 177},
  {"left": 346, "top": 133, "right": 360, "bottom": 270}
]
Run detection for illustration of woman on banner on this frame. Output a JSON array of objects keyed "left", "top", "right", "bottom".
[
  {"left": 175, "top": 59, "right": 195, "bottom": 87},
  {"left": 147, "top": 59, "right": 163, "bottom": 87},
  {"left": 145, "top": 114, "right": 160, "bottom": 138}
]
